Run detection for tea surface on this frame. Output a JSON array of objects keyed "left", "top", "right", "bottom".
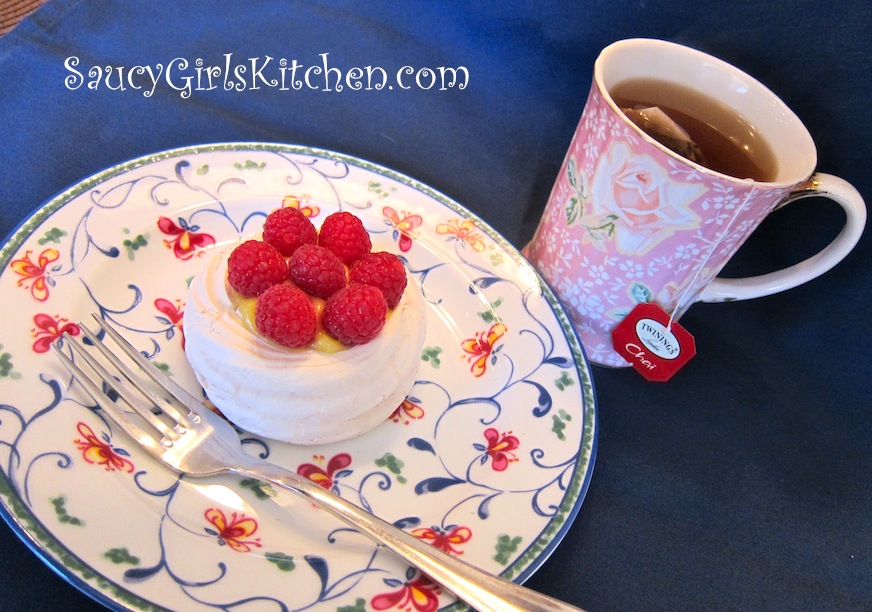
[{"left": 611, "top": 78, "right": 778, "bottom": 182}]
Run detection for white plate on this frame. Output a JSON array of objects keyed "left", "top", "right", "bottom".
[{"left": 0, "top": 143, "right": 596, "bottom": 610}]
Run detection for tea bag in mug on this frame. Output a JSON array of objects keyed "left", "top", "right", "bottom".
[{"left": 621, "top": 106, "right": 706, "bottom": 165}]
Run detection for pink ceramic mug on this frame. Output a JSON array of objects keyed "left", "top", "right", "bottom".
[{"left": 525, "top": 38, "right": 866, "bottom": 367}]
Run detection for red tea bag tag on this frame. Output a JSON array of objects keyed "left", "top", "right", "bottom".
[{"left": 611, "top": 303, "right": 696, "bottom": 382}]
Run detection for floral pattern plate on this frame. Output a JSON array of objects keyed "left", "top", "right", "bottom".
[{"left": 0, "top": 143, "right": 596, "bottom": 611}]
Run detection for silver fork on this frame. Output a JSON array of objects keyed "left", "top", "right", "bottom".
[{"left": 51, "top": 314, "right": 583, "bottom": 612}]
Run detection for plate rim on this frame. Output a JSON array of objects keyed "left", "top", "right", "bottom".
[{"left": 0, "top": 141, "right": 598, "bottom": 610}]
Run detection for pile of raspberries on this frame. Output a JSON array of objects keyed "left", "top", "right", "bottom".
[{"left": 227, "top": 208, "right": 408, "bottom": 348}]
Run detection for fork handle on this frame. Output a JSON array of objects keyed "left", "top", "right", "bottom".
[{"left": 230, "top": 459, "right": 584, "bottom": 612}]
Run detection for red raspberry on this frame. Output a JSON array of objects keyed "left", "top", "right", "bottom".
[
  {"left": 322, "top": 284, "right": 387, "bottom": 346},
  {"left": 255, "top": 283, "right": 317, "bottom": 348},
  {"left": 288, "top": 244, "right": 347, "bottom": 299},
  {"left": 227, "top": 240, "right": 288, "bottom": 297},
  {"left": 317, "top": 211, "right": 372, "bottom": 265},
  {"left": 262, "top": 207, "right": 317, "bottom": 256},
  {"left": 349, "top": 251, "right": 407, "bottom": 309}
]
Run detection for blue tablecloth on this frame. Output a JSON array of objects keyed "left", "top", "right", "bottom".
[{"left": 1, "top": 1, "right": 869, "bottom": 610}]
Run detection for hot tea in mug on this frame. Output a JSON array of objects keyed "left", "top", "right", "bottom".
[
  {"left": 525, "top": 39, "right": 866, "bottom": 368},
  {"left": 610, "top": 78, "right": 777, "bottom": 182}
]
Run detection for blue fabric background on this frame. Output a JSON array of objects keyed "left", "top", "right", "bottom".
[{"left": 1, "top": 1, "right": 869, "bottom": 610}]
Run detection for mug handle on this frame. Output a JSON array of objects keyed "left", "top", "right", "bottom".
[{"left": 698, "top": 173, "right": 866, "bottom": 302}]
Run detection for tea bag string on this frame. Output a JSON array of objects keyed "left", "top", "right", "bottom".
[{"left": 665, "top": 182, "right": 758, "bottom": 332}]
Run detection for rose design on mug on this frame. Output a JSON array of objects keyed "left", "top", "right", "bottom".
[{"left": 591, "top": 142, "right": 704, "bottom": 255}]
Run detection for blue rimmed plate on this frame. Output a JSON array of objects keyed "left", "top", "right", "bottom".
[{"left": 0, "top": 143, "right": 596, "bottom": 611}]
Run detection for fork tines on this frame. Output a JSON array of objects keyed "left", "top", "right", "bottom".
[{"left": 51, "top": 314, "right": 197, "bottom": 447}]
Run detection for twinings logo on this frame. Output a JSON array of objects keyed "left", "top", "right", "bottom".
[
  {"left": 634, "top": 318, "right": 680, "bottom": 360},
  {"left": 613, "top": 303, "right": 695, "bottom": 382}
]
